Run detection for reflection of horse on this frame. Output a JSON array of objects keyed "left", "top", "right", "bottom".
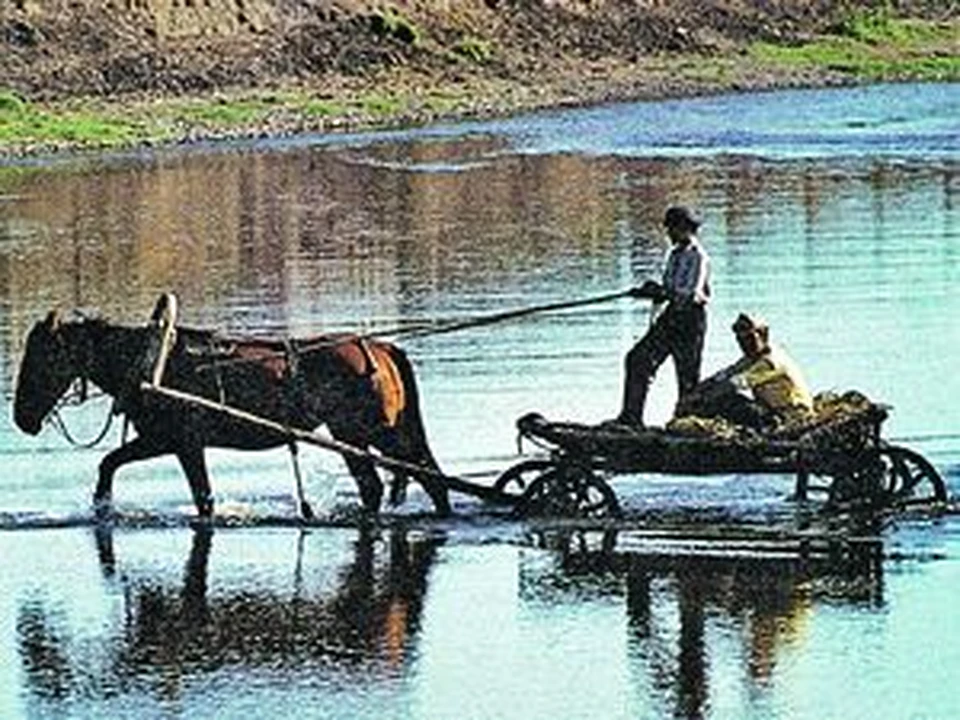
[
  {"left": 13, "top": 309, "right": 450, "bottom": 516},
  {"left": 17, "top": 526, "right": 441, "bottom": 703}
]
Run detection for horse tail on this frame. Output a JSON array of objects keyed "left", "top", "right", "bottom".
[
  {"left": 386, "top": 343, "right": 441, "bottom": 472},
  {"left": 385, "top": 343, "right": 450, "bottom": 514}
]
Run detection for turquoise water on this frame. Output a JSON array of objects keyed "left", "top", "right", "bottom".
[{"left": 0, "top": 82, "right": 958, "bottom": 718}]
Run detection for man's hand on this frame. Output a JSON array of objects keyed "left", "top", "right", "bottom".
[
  {"left": 629, "top": 280, "right": 666, "bottom": 301},
  {"left": 676, "top": 378, "right": 736, "bottom": 417}
]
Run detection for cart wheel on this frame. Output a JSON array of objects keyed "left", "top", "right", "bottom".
[
  {"left": 825, "top": 472, "right": 861, "bottom": 505},
  {"left": 516, "top": 463, "right": 621, "bottom": 519},
  {"left": 879, "top": 445, "right": 947, "bottom": 504},
  {"left": 493, "top": 459, "right": 558, "bottom": 495}
]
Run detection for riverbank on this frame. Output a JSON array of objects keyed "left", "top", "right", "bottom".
[{"left": 0, "top": 3, "right": 957, "bottom": 159}]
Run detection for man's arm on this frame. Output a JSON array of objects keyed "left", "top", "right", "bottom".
[{"left": 675, "top": 356, "right": 753, "bottom": 415}]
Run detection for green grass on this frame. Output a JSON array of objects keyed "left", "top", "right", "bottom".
[
  {"left": 421, "top": 91, "right": 465, "bottom": 115},
  {"left": 301, "top": 98, "right": 348, "bottom": 118},
  {"left": 370, "top": 7, "right": 422, "bottom": 45},
  {"left": 751, "top": 39, "right": 959, "bottom": 81},
  {"left": 750, "top": 18, "right": 960, "bottom": 81},
  {"left": 452, "top": 36, "right": 495, "bottom": 64},
  {"left": 0, "top": 90, "right": 27, "bottom": 114},
  {"left": 356, "top": 93, "right": 406, "bottom": 117},
  {"left": 0, "top": 93, "right": 152, "bottom": 148},
  {"left": 833, "top": 6, "right": 943, "bottom": 45},
  {"left": 0, "top": 90, "right": 287, "bottom": 149},
  {"left": 167, "top": 96, "right": 277, "bottom": 127}
]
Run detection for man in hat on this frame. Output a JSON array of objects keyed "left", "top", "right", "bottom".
[
  {"left": 675, "top": 313, "right": 814, "bottom": 429},
  {"left": 614, "top": 205, "right": 711, "bottom": 426}
]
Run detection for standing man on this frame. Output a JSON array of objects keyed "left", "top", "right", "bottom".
[{"left": 615, "top": 206, "right": 711, "bottom": 427}]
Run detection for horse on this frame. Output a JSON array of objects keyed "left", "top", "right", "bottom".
[{"left": 13, "top": 308, "right": 451, "bottom": 518}]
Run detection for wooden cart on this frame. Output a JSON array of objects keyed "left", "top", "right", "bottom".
[{"left": 490, "top": 391, "right": 947, "bottom": 518}]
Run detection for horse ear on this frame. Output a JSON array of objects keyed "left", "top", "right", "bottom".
[{"left": 44, "top": 308, "right": 64, "bottom": 332}]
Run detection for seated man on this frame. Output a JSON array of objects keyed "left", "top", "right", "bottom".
[{"left": 675, "top": 313, "right": 813, "bottom": 430}]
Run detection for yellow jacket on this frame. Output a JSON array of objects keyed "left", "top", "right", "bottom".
[{"left": 725, "top": 344, "right": 813, "bottom": 417}]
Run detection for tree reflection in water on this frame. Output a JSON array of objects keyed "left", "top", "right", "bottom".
[
  {"left": 526, "top": 528, "right": 884, "bottom": 719},
  {"left": 16, "top": 524, "right": 442, "bottom": 706}
]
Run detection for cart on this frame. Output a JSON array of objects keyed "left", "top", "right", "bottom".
[{"left": 488, "top": 391, "right": 947, "bottom": 518}]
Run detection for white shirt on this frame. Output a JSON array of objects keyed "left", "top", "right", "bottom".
[{"left": 662, "top": 238, "right": 711, "bottom": 305}]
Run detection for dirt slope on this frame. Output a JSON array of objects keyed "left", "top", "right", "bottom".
[{"left": 2, "top": 0, "right": 947, "bottom": 101}]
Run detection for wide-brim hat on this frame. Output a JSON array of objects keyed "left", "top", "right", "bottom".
[{"left": 663, "top": 205, "right": 701, "bottom": 230}]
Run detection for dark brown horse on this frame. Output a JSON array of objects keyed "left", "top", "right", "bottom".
[{"left": 13, "top": 309, "right": 450, "bottom": 517}]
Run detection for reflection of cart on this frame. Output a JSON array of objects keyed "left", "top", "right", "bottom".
[{"left": 489, "top": 391, "right": 947, "bottom": 519}]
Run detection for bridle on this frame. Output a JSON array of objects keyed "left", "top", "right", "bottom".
[
  {"left": 47, "top": 381, "right": 117, "bottom": 448},
  {"left": 39, "top": 321, "right": 117, "bottom": 449}
]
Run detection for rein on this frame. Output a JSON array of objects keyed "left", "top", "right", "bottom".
[
  {"left": 191, "top": 288, "right": 641, "bottom": 373},
  {"left": 47, "top": 381, "right": 116, "bottom": 449}
]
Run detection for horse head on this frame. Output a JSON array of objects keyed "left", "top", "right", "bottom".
[{"left": 14, "top": 309, "right": 81, "bottom": 435}]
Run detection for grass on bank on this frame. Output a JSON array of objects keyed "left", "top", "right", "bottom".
[
  {"left": 750, "top": 16, "right": 959, "bottom": 81},
  {"left": 0, "top": 87, "right": 458, "bottom": 153},
  {"left": 0, "top": 15, "right": 957, "bottom": 155},
  {"left": 0, "top": 91, "right": 161, "bottom": 149}
]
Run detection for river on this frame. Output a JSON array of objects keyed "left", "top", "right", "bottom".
[{"left": 0, "top": 82, "right": 958, "bottom": 719}]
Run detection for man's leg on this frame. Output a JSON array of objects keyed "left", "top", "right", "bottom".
[
  {"left": 670, "top": 305, "right": 707, "bottom": 400},
  {"left": 619, "top": 317, "right": 671, "bottom": 425},
  {"left": 694, "top": 392, "right": 773, "bottom": 430}
]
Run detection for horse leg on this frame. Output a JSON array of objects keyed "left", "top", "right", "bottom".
[
  {"left": 381, "top": 429, "right": 451, "bottom": 517},
  {"left": 95, "top": 435, "right": 172, "bottom": 509},
  {"left": 388, "top": 471, "right": 409, "bottom": 506},
  {"left": 415, "top": 474, "right": 451, "bottom": 517},
  {"left": 342, "top": 454, "right": 383, "bottom": 513},
  {"left": 174, "top": 443, "right": 214, "bottom": 518},
  {"left": 381, "top": 434, "right": 408, "bottom": 505},
  {"left": 287, "top": 442, "right": 315, "bottom": 520}
]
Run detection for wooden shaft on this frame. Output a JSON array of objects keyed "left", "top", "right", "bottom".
[
  {"left": 151, "top": 293, "right": 178, "bottom": 386},
  {"left": 139, "top": 382, "right": 515, "bottom": 504}
]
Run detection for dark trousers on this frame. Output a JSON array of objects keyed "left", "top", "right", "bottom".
[
  {"left": 684, "top": 391, "right": 775, "bottom": 431},
  {"left": 619, "top": 303, "right": 706, "bottom": 425}
]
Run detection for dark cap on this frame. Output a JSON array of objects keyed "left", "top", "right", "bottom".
[
  {"left": 663, "top": 206, "right": 701, "bottom": 230},
  {"left": 732, "top": 312, "right": 768, "bottom": 335}
]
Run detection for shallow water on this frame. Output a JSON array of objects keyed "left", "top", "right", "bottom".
[
  {"left": 0, "top": 82, "right": 958, "bottom": 718},
  {"left": 2, "top": 522, "right": 959, "bottom": 720}
]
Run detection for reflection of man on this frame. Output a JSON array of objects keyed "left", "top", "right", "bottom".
[
  {"left": 676, "top": 313, "right": 813, "bottom": 430},
  {"left": 616, "top": 206, "right": 711, "bottom": 426}
]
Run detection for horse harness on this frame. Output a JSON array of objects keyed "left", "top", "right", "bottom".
[{"left": 185, "top": 331, "right": 383, "bottom": 417}]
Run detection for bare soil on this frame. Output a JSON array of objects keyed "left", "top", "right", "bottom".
[{"left": 0, "top": 0, "right": 954, "bottom": 142}]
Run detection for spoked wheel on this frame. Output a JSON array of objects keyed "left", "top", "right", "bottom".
[
  {"left": 515, "top": 462, "right": 621, "bottom": 519},
  {"left": 825, "top": 445, "right": 947, "bottom": 507},
  {"left": 493, "top": 458, "right": 559, "bottom": 495},
  {"left": 878, "top": 445, "right": 947, "bottom": 504}
]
